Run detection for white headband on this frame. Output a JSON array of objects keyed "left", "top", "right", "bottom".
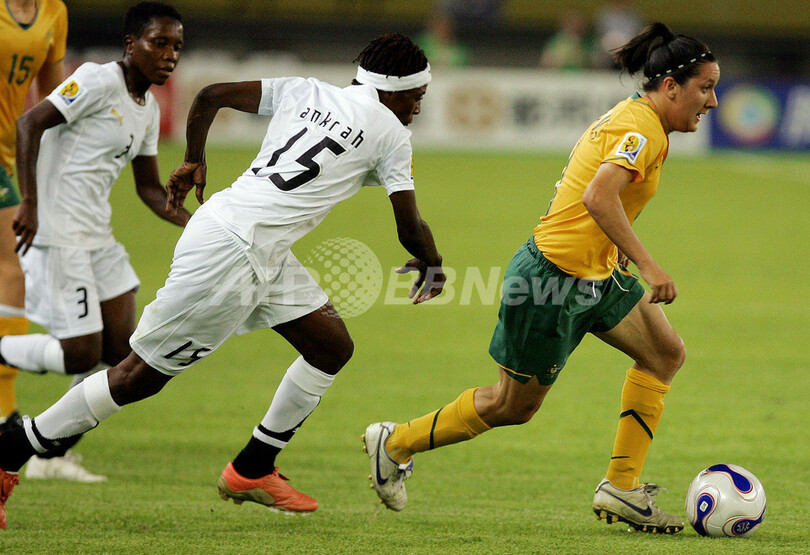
[
  {"left": 355, "top": 64, "right": 431, "bottom": 91},
  {"left": 654, "top": 52, "right": 712, "bottom": 78}
]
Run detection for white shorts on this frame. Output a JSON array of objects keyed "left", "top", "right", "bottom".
[
  {"left": 130, "top": 208, "right": 328, "bottom": 376},
  {"left": 20, "top": 242, "right": 140, "bottom": 339}
]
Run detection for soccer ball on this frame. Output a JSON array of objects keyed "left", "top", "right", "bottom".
[{"left": 685, "top": 464, "right": 766, "bottom": 537}]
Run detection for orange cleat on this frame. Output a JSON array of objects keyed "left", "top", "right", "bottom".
[
  {"left": 0, "top": 467, "right": 19, "bottom": 530},
  {"left": 217, "top": 462, "right": 318, "bottom": 514}
]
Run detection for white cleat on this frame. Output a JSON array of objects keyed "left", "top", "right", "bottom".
[
  {"left": 593, "top": 479, "right": 684, "bottom": 534},
  {"left": 25, "top": 450, "right": 107, "bottom": 483},
  {"left": 362, "top": 422, "right": 413, "bottom": 512}
]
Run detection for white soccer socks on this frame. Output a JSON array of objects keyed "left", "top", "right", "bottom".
[
  {"left": 0, "top": 334, "right": 66, "bottom": 374},
  {"left": 24, "top": 370, "right": 121, "bottom": 453},
  {"left": 252, "top": 357, "right": 336, "bottom": 450}
]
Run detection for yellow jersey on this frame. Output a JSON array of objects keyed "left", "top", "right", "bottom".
[
  {"left": 534, "top": 95, "right": 668, "bottom": 280},
  {"left": 0, "top": 0, "right": 68, "bottom": 174}
]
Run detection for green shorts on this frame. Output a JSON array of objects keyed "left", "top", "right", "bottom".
[
  {"left": 488, "top": 238, "right": 645, "bottom": 385},
  {"left": 0, "top": 165, "right": 21, "bottom": 209}
]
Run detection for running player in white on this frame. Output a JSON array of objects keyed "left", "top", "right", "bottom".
[
  {"left": 0, "top": 2, "right": 188, "bottom": 487},
  {"left": 0, "top": 33, "right": 444, "bottom": 522}
]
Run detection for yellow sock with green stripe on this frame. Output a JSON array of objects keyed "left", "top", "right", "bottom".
[
  {"left": 385, "top": 388, "right": 491, "bottom": 464},
  {"left": 606, "top": 367, "right": 670, "bottom": 490},
  {"left": 0, "top": 315, "right": 28, "bottom": 418}
]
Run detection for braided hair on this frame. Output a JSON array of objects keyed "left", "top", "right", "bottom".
[
  {"left": 613, "top": 22, "right": 716, "bottom": 92},
  {"left": 353, "top": 33, "right": 428, "bottom": 77}
]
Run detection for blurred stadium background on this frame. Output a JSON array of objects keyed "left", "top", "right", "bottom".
[{"left": 52, "top": 0, "right": 810, "bottom": 154}]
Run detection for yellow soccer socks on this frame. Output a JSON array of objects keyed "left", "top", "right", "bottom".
[
  {"left": 0, "top": 315, "right": 28, "bottom": 418},
  {"left": 606, "top": 367, "right": 671, "bottom": 490},
  {"left": 385, "top": 388, "right": 491, "bottom": 465}
]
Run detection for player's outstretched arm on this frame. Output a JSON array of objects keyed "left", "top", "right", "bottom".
[
  {"left": 133, "top": 155, "right": 191, "bottom": 226},
  {"left": 389, "top": 190, "right": 445, "bottom": 304},
  {"left": 14, "top": 100, "right": 67, "bottom": 254}
]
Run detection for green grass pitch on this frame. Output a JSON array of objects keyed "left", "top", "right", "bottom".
[{"left": 3, "top": 145, "right": 808, "bottom": 554}]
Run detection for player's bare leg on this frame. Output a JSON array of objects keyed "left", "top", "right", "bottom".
[
  {"left": 272, "top": 302, "right": 354, "bottom": 374},
  {"left": 591, "top": 292, "right": 685, "bottom": 533},
  {"left": 106, "top": 352, "right": 173, "bottom": 405},
  {"left": 100, "top": 289, "right": 138, "bottom": 367},
  {"left": 220, "top": 303, "right": 352, "bottom": 513},
  {"left": 593, "top": 292, "right": 685, "bottom": 386},
  {"left": 365, "top": 369, "right": 550, "bottom": 510},
  {"left": 473, "top": 369, "right": 551, "bottom": 427}
]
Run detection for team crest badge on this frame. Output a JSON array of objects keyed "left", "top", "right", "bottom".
[
  {"left": 58, "top": 81, "right": 81, "bottom": 105},
  {"left": 615, "top": 132, "right": 647, "bottom": 164}
]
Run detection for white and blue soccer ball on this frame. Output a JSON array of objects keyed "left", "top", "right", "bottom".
[{"left": 685, "top": 464, "right": 766, "bottom": 537}]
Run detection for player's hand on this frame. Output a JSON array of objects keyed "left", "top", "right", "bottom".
[
  {"left": 637, "top": 261, "right": 677, "bottom": 304},
  {"left": 12, "top": 198, "right": 38, "bottom": 256},
  {"left": 396, "top": 258, "right": 446, "bottom": 304},
  {"left": 166, "top": 159, "right": 207, "bottom": 213}
]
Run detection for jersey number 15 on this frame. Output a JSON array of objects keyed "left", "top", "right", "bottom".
[
  {"left": 8, "top": 54, "right": 35, "bottom": 85},
  {"left": 251, "top": 128, "right": 346, "bottom": 191}
]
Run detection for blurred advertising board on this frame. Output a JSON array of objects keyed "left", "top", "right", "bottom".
[
  {"left": 711, "top": 81, "right": 810, "bottom": 150},
  {"left": 406, "top": 67, "right": 708, "bottom": 154}
]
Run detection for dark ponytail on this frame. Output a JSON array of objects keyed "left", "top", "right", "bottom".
[{"left": 613, "top": 22, "right": 715, "bottom": 91}]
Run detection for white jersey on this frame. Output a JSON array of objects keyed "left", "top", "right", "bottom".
[
  {"left": 205, "top": 77, "right": 415, "bottom": 281},
  {"left": 34, "top": 61, "right": 160, "bottom": 248}
]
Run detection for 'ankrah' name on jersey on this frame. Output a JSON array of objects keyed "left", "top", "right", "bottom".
[{"left": 297, "top": 106, "right": 365, "bottom": 149}]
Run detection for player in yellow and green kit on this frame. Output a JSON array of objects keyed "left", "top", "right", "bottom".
[
  {"left": 364, "top": 22, "right": 720, "bottom": 534},
  {"left": 0, "top": 0, "right": 67, "bottom": 429}
]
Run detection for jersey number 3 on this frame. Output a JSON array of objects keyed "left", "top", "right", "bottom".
[{"left": 251, "top": 128, "right": 346, "bottom": 191}]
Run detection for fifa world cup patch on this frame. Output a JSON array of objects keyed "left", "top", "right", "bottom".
[
  {"left": 58, "top": 80, "right": 82, "bottom": 105},
  {"left": 615, "top": 132, "right": 648, "bottom": 164}
]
